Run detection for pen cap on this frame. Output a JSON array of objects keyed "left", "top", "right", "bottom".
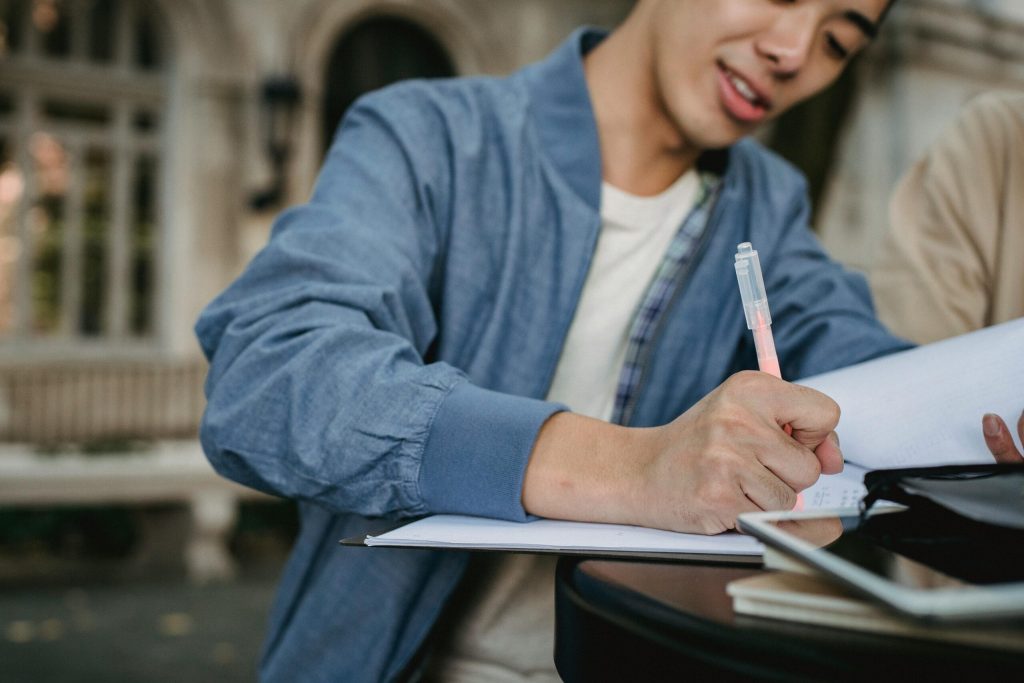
[{"left": 734, "top": 242, "right": 772, "bottom": 329}]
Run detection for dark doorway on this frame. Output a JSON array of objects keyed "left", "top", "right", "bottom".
[{"left": 321, "top": 16, "right": 456, "bottom": 156}]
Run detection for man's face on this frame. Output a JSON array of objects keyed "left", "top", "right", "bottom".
[{"left": 644, "top": 0, "right": 890, "bottom": 150}]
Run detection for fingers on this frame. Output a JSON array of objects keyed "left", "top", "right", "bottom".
[
  {"left": 727, "top": 372, "right": 842, "bottom": 448},
  {"left": 724, "top": 372, "right": 845, "bottom": 477},
  {"left": 983, "top": 413, "right": 1024, "bottom": 464},
  {"left": 754, "top": 433, "right": 821, "bottom": 492},
  {"left": 711, "top": 488, "right": 763, "bottom": 533},
  {"left": 739, "top": 461, "right": 799, "bottom": 512},
  {"left": 814, "top": 432, "right": 844, "bottom": 475},
  {"left": 760, "top": 378, "right": 840, "bottom": 440}
]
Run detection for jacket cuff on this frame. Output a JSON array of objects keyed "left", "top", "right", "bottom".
[{"left": 418, "top": 382, "right": 566, "bottom": 522}]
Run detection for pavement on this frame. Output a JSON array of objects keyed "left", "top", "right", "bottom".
[{"left": 0, "top": 571, "right": 280, "bottom": 682}]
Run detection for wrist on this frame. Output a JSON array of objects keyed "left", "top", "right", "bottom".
[{"left": 521, "top": 412, "right": 654, "bottom": 525}]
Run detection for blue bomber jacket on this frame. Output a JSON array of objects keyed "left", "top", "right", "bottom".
[{"left": 195, "top": 29, "right": 908, "bottom": 683}]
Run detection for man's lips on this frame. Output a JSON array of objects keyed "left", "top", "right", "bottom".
[{"left": 716, "top": 62, "right": 772, "bottom": 124}]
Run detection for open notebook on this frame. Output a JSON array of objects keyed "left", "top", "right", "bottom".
[{"left": 347, "top": 318, "right": 1024, "bottom": 560}]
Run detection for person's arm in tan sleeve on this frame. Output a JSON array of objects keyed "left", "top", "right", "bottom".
[{"left": 870, "top": 95, "right": 1011, "bottom": 344}]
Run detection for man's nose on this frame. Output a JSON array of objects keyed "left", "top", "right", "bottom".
[{"left": 755, "top": 7, "right": 817, "bottom": 77}]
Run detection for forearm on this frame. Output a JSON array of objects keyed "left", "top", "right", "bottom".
[
  {"left": 199, "top": 302, "right": 463, "bottom": 516},
  {"left": 521, "top": 373, "right": 846, "bottom": 535},
  {"left": 521, "top": 412, "right": 654, "bottom": 525}
]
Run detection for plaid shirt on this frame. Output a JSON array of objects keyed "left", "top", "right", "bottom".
[{"left": 611, "top": 171, "right": 722, "bottom": 425}]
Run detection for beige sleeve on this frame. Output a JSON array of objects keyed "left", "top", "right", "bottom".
[{"left": 869, "top": 91, "right": 1024, "bottom": 345}]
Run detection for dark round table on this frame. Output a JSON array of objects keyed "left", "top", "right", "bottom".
[{"left": 554, "top": 557, "right": 1023, "bottom": 682}]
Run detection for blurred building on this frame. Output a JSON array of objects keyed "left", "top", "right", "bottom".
[
  {"left": 0, "top": 0, "right": 631, "bottom": 449},
  {"left": 819, "top": 0, "right": 1024, "bottom": 271},
  {"left": 0, "top": 0, "right": 1021, "bottom": 459}
]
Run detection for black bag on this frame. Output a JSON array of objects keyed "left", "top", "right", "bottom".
[{"left": 858, "top": 464, "right": 1024, "bottom": 584}]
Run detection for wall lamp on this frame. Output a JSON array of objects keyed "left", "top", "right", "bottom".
[{"left": 250, "top": 76, "right": 302, "bottom": 211}]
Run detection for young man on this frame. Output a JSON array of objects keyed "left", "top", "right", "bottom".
[{"left": 194, "top": 1, "right": 975, "bottom": 680}]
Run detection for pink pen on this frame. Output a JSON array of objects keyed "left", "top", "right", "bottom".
[
  {"left": 734, "top": 242, "right": 780, "bottom": 378},
  {"left": 735, "top": 242, "right": 804, "bottom": 510}
]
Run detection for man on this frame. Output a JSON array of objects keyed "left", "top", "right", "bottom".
[{"left": 196, "top": 1, "right": 1004, "bottom": 681}]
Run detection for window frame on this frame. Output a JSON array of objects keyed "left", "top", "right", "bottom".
[{"left": 0, "top": 0, "right": 173, "bottom": 359}]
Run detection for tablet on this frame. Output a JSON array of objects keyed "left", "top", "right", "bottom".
[{"left": 737, "top": 507, "right": 1024, "bottom": 623}]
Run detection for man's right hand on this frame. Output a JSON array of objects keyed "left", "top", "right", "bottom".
[{"left": 522, "top": 371, "right": 843, "bottom": 534}]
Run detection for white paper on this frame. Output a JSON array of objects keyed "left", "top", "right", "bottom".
[
  {"left": 800, "top": 462, "right": 867, "bottom": 510},
  {"left": 367, "top": 515, "right": 763, "bottom": 555},
  {"left": 365, "top": 467, "right": 867, "bottom": 557},
  {"left": 798, "top": 318, "right": 1024, "bottom": 471}
]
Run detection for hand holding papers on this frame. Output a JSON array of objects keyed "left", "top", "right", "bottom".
[{"left": 797, "top": 317, "right": 1024, "bottom": 471}]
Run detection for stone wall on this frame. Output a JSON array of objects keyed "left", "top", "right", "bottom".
[{"left": 817, "top": 0, "right": 1024, "bottom": 271}]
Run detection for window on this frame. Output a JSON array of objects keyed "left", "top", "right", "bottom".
[{"left": 0, "top": 0, "right": 168, "bottom": 346}]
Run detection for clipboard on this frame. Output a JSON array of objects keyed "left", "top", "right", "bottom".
[{"left": 341, "top": 514, "right": 765, "bottom": 564}]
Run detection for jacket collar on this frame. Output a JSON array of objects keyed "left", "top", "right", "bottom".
[
  {"left": 521, "top": 28, "right": 730, "bottom": 211},
  {"left": 520, "top": 28, "right": 606, "bottom": 211}
]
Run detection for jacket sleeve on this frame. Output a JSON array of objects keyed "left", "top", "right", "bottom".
[
  {"left": 869, "top": 92, "right": 1024, "bottom": 344},
  {"left": 759, "top": 177, "right": 914, "bottom": 380},
  {"left": 194, "top": 91, "right": 562, "bottom": 521}
]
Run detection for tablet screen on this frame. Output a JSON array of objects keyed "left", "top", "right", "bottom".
[{"left": 764, "top": 509, "right": 1024, "bottom": 588}]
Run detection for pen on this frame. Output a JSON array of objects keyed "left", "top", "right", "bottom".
[
  {"left": 734, "top": 242, "right": 781, "bottom": 378},
  {"left": 735, "top": 242, "right": 805, "bottom": 511}
]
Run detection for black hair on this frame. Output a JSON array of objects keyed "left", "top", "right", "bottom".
[{"left": 879, "top": 0, "right": 898, "bottom": 27}]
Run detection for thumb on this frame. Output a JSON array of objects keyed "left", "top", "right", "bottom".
[{"left": 983, "top": 413, "right": 1024, "bottom": 464}]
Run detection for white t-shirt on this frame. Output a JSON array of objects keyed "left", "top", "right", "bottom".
[
  {"left": 547, "top": 170, "right": 701, "bottom": 420},
  {"left": 424, "top": 170, "right": 701, "bottom": 683}
]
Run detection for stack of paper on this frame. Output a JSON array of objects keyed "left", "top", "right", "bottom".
[{"left": 727, "top": 570, "right": 1024, "bottom": 652}]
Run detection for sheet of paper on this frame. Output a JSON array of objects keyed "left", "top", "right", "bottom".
[
  {"left": 367, "top": 515, "right": 762, "bottom": 555},
  {"left": 798, "top": 318, "right": 1024, "bottom": 471},
  {"left": 365, "top": 467, "right": 867, "bottom": 556},
  {"left": 801, "top": 462, "right": 867, "bottom": 510}
]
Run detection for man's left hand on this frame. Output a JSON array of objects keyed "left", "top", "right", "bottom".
[{"left": 983, "top": 411, "right": 1024, "bottom": 463}]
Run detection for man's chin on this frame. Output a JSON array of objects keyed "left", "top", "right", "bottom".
[
  {"left": 689, "top": 128, "right": 755, "bottom": 152},
  {"left": 679, "top": 115, "right": 759, "bottom": 152}
]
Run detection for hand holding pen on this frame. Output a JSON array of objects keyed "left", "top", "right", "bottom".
[
  {"left": 520, "top": 242, "right": 845, "bottom": 534},
  {"left": 736, "top": 242, "right": 803, "bottom": 508}
]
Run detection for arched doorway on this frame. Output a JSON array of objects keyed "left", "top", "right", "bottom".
[{"left": 321, "top": 16, "right": 456, "bottom": 156}]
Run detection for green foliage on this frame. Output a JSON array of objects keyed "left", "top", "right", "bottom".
[{"left": 0, "top": 507, "right": 138, "bottom": 557}]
